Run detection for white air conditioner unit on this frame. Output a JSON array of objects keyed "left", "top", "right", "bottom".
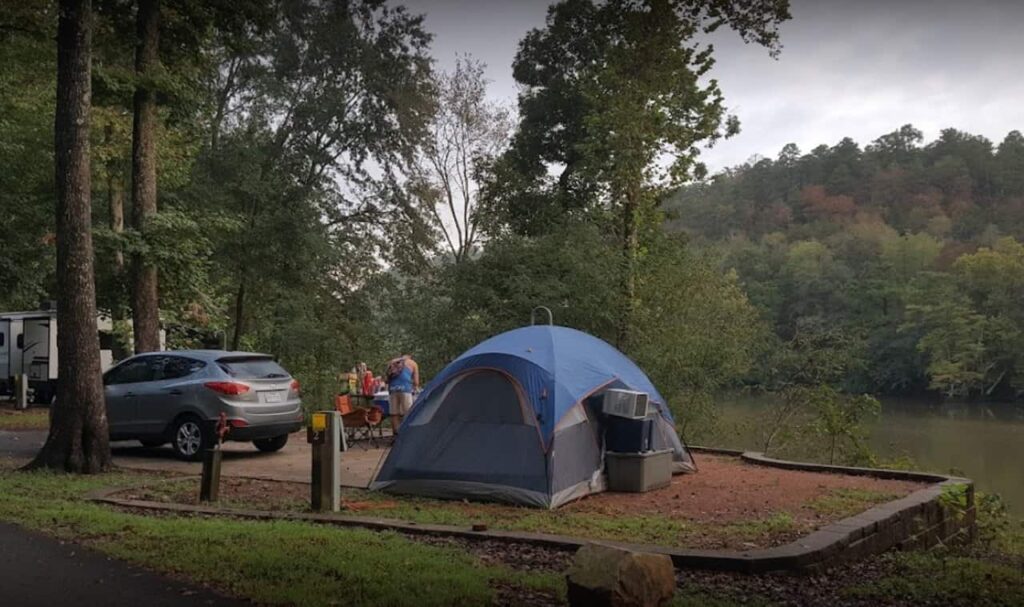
[{"left": 601, "top": 389, "right": 650, "bottom": 419}]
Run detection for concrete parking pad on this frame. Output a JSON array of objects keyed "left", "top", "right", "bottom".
[
  {"left": 112, "top": 431, "right": 391, "bottom": 488},
  {"left": 2, "top": 430, "right": 389, "bottom": 488}
]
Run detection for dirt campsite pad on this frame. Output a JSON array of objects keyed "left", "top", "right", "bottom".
[{"left": 119, "top": 453, "right": 925, "bottom": 551}]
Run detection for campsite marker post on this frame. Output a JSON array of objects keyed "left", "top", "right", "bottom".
[
  {"left": 200, "top": 413, "right": 230, "bottom": 502},
  {"left": 308, "top": 411, "right": 342, "bottom": 512}
]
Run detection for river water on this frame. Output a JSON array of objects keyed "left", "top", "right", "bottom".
[{"left": 708, "top": 395, "right": 1024, "bottom": 516}]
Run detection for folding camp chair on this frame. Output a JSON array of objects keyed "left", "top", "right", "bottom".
[{"left": 334, "top": 395, "right": 385, "bottom": 448}]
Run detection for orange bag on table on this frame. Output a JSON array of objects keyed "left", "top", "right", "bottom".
[{"left": 334, "top": 394, "right": 352, "bottom": 414}]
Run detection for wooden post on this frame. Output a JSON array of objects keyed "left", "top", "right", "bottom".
[
  {"left": 199, "top": 448, "right": 222, "bottom": 502},
  {"left": 309, "top": 411, "right": 341, "bottom": 512},
  {"left": 200, "top": 414, "right": 230, "bottom": 502}
]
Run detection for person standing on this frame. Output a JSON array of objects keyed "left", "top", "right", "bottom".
[{"left": 386, "top": 354, "right": 419, "bottom": 436}]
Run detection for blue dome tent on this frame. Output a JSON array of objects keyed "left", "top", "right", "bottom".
[{"left": 371, "top": 325, "right": 695, "bottom": 508}]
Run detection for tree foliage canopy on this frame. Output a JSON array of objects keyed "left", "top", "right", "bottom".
[
  {"left": 666, "top": 126, "right": 1024, "bottom": 398},
  {"left": 7, "top": 0, "right": 1024, "bottom": 458}
]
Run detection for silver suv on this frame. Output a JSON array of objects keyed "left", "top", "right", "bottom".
[{"left": 103, "top": 350, "right": 303, "bottom": 460}]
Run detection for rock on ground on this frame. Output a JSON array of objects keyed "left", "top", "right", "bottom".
[{"left": 566, "top": 543, "right": 675, "bottom": 607}]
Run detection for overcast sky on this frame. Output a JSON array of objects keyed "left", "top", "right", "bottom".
[{"left": 405, "top": 0, "right": 1024, "bottom": 174}]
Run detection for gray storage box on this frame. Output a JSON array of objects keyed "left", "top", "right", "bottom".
[{"left": 605, "top": 449, "right": 673, "bottom": 493}]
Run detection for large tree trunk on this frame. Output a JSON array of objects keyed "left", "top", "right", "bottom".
[
  {"left": 230, "top": 281, "right": 245, "bottom": 351},
  {"left": 107, "top": 149, "right": 131, "bottom": 361},
  {"left": 108, "top": 180, "right": 125, "bottom": 271},
  {"left": 28, "top": 0, "right": 112, "bottom": 473},
  {"left": 106, "top": 129, "right": 125, "bottom": 275},
  {"left": 130, "top": 0, "right": 161, "bottom": 353},
  {"left": 616, "top": 189, "right": 640, "bottom": 351}
]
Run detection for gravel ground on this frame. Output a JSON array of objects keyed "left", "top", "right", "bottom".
[
  {"left": 565, "top": 454, "right": 923, "bottom": 524},
  {"left": 120, "top": 455, "right": 924, "bottom": 551}
]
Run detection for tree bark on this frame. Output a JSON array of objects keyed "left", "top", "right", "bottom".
[
  {"left": 616, "top": 189, "right": 639, "bottom": 351},
  {"left": 230, "top": 281, "right": 245, "bottom": 351},
  {"left": 130, "top": 0, "right": 161, "bottom": 353},
  {"left": 107, "top": 161, "right": 131, "bottom": 360},
  {"left": 106, "top": 127, "right": 125, "bottom": 275},
  {"left": 28, "top": 0, "right": 112, "bottom": 473}
]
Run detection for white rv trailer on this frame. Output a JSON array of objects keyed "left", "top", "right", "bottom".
[{"left": 0, "top": 308, "right": 154, "bottom": 404}]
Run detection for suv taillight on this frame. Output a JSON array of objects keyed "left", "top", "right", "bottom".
[
  {"left": 290, "top": 379, "right": 300, "bottom": 394},
  {"left": 204, "top": 381, "right": 250, "bottom": 396}
]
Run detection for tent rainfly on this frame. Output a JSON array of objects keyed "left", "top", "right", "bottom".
[{"left": 370, "top": 325, "right": 695, "bottom": 508}]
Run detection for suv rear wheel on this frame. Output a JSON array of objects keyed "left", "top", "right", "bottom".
[
  {"left": 171, "top": 416, "right": 211, "bottom": 461},
  {"left": 253, "top": 434, "right": 289, "bottom": 453}
]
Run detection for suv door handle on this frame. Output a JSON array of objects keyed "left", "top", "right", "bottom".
[
  {"left": 124, "top": 392, "right": 136, "bottom": 398},
  {"left": 167, "top": 389, "right": 183, "bottom": 396}
]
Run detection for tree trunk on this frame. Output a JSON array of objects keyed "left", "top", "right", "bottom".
[
  {"left": 231, "top": 281, "right": 245, "bottom": 351},
  {"left": 130, "top": 0, "right": 161, "bottom": 353},
  {"left": 616, "top": 189, "right": 639, "bottom": 351},
  {"left": 107, "top": 145, "right": 131, "bottom": 362},
  {"left": 28, "top": 0, "right": 112, "bottom": 473},
  {"left": 107, "top": 153, "right": 125, "bottom": 275}
]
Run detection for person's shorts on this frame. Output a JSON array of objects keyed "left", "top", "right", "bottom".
[{"left": 389, "top": 391, "right": 414, "bottom": 416}]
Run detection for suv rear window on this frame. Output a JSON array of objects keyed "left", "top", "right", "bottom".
[{"left": 217, "top": 357, "right": 290, "bottom": 379}]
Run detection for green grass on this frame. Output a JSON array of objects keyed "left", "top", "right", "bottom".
[
  {"left": 995, "top": 518, "right": 1024, "bottom": 558},
  {"left": 133, "top": 477, "right": 312, "bottom": 513},
  {"left": 844, "top": 552, "right": 1024, "bottom": 606},
  {"left": 0, "top": 466, "right": 565, "bottom": 606},
  {"left": 716, "top": 512, "right": 797, "bottom": 544},
  {"left": 0, "top": 407, "right": 49, "bottom": 431},
  {"left": 345, "top": 491, "right": 699, "bottom": 545},
  {"left": 843, "top": 497, "right": 1024, "bottom": 607},
  {"left": 805, "top": 487, "right": 901, "bottom": 517},
  {"left": 336, "top": 491, "right": 801, "bottom": 549}
]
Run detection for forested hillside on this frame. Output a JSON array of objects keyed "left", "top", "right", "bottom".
[{"left": 666, "top": 126, "right": 1024, "bottom": 399}]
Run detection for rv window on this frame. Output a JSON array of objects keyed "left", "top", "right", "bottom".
[
  {"left": 16, "top": 334, "right": 23, "bottom": 349},
  {"left": 0, "top": 333, "right": 4, "bottom": 347}
]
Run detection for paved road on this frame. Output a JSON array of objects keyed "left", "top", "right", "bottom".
[
  {"left": 0, "top": 522, "right": 249, "bottom": 607},
  {"left": 1, "top": 429, "right": 388, "bottom": 488},
  {"left": 0, "top": 430, "right": 46, "bottom": 460}
]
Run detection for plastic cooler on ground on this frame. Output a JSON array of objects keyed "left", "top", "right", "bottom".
[
  {"left": 373, "top": 391, "right": 390, "bottom": 416},
  {"left": 605, "top": 450, "right": 673, "bottom": 492}
]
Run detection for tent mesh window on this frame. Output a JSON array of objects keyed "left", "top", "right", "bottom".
[
  {"left": 432, "top": 366, "right": 528, "bottom": 423},
  {"left": 413, "top": 369, "right": 532, "bottom": 426}
]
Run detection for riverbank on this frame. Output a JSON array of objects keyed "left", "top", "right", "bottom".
[{"left": 704, "top": 394, "right": 1024, "bottom": 516}]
